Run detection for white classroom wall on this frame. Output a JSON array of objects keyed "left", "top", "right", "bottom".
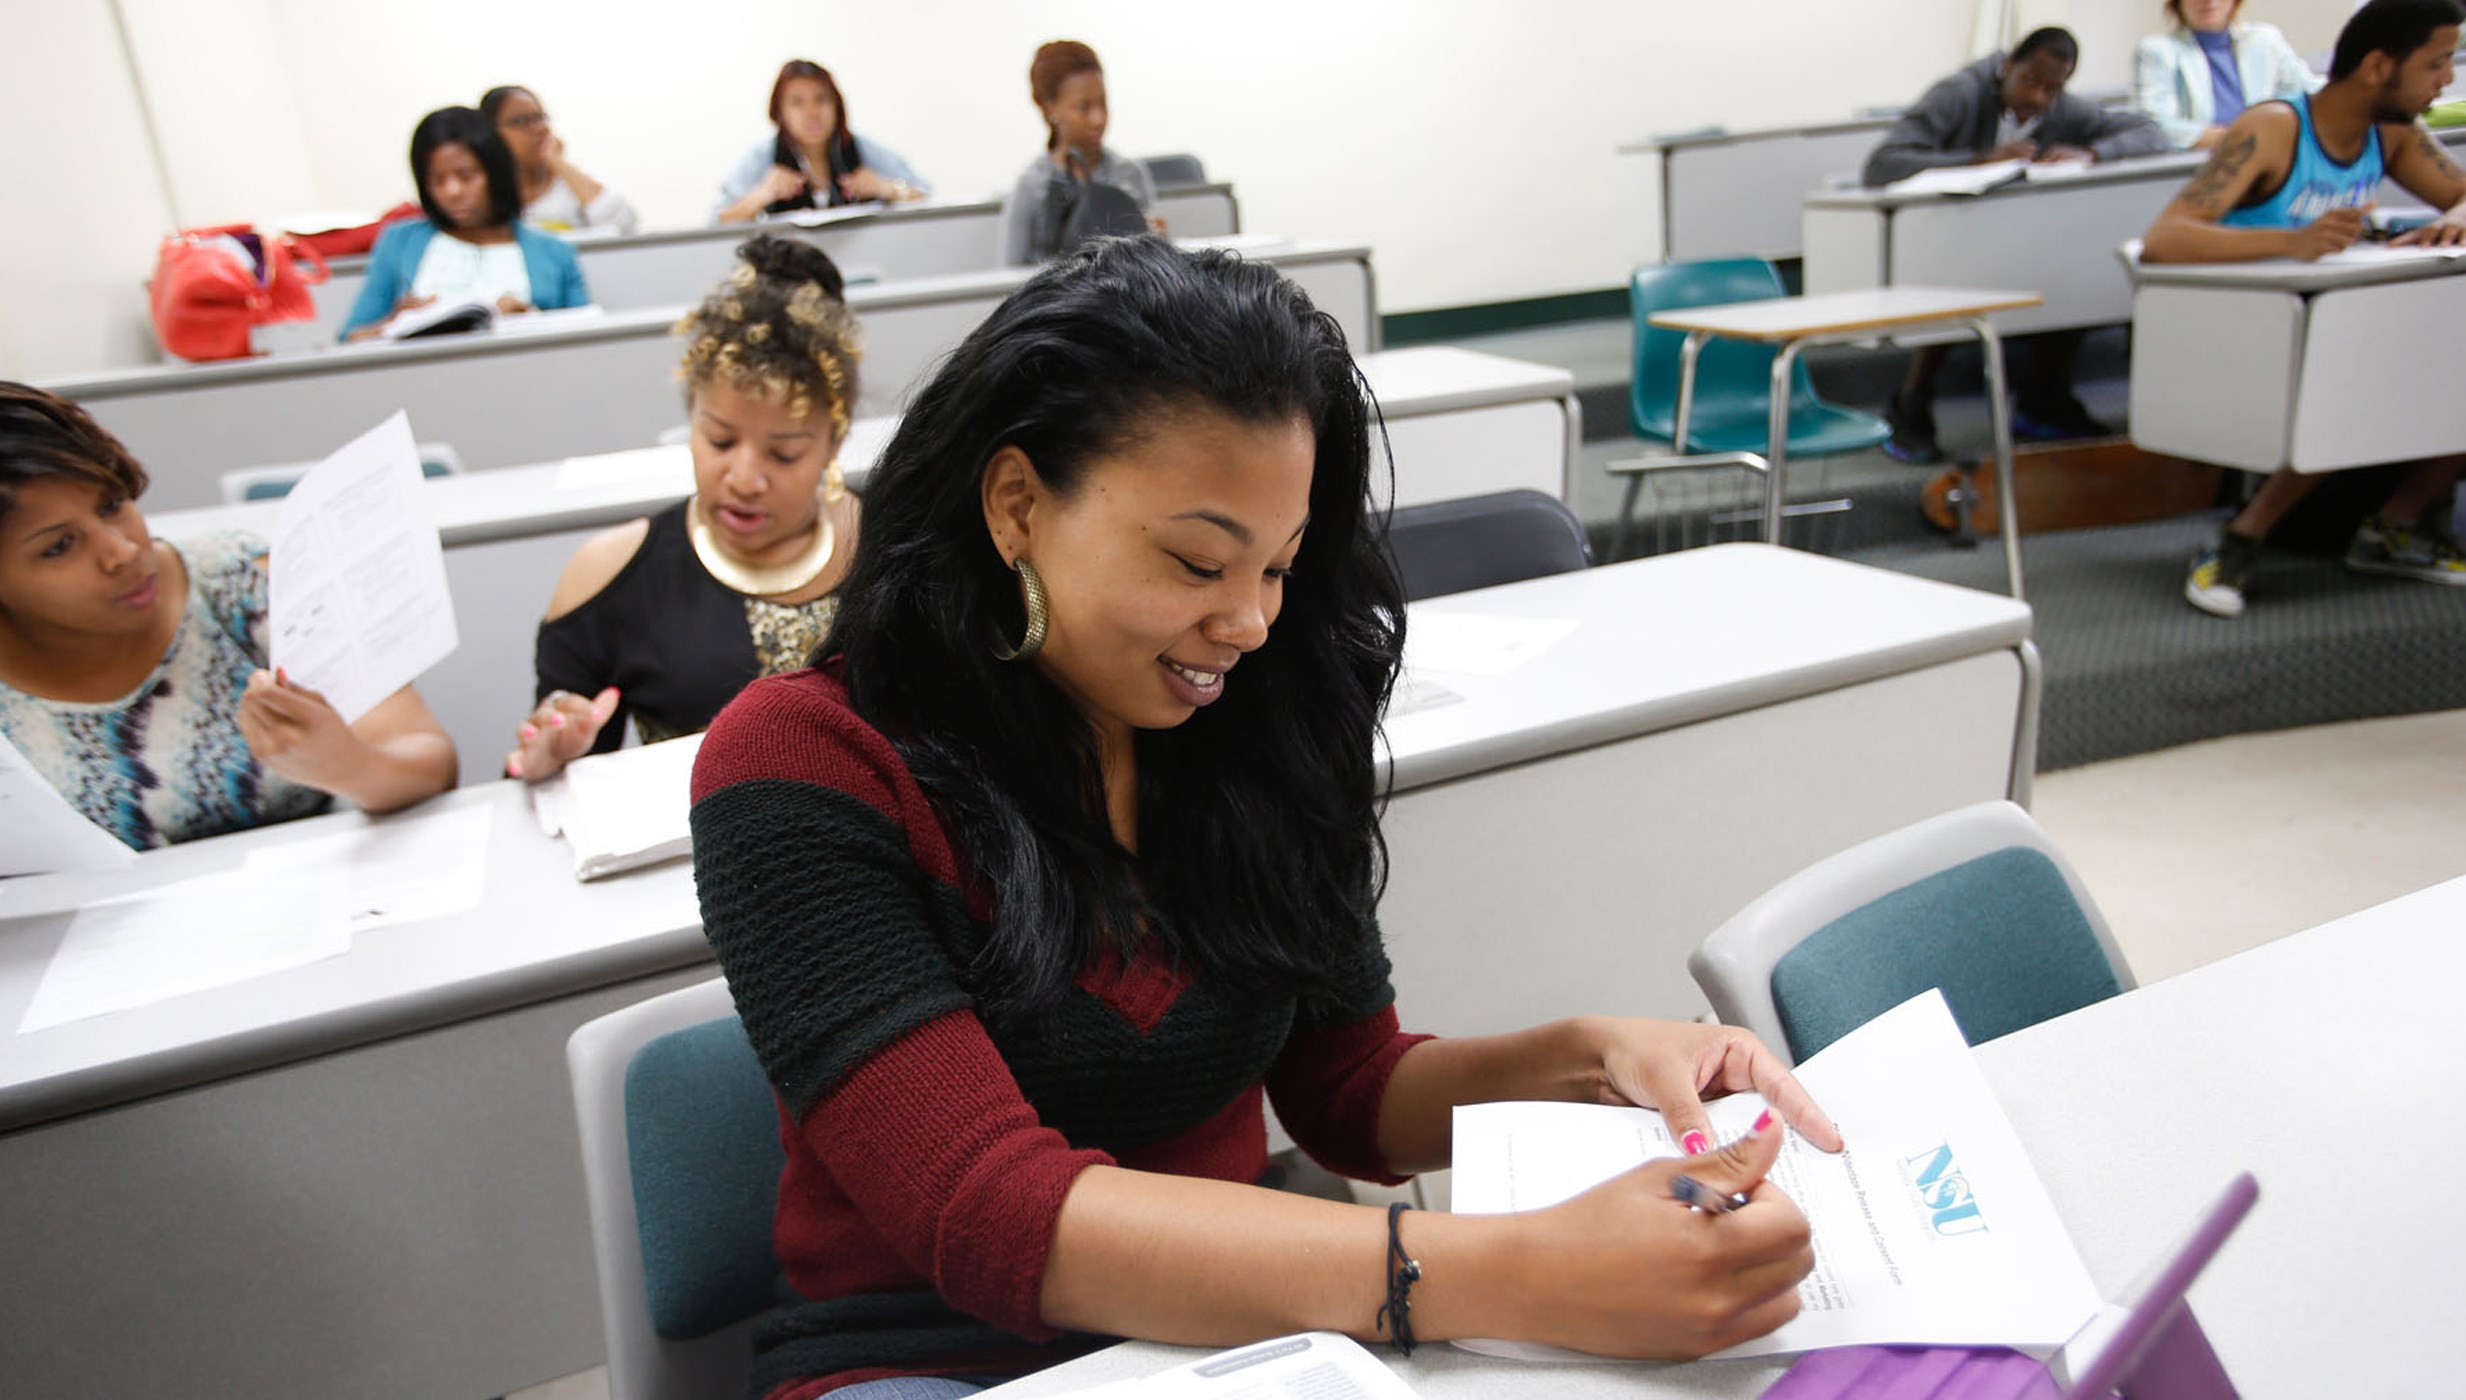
[{"left": 3, "top": 0, "right": 2368, "bottom": 380}]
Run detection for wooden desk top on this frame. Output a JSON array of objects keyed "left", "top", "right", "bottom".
[{"left": 1647, "top": 287, "right": 2045, "bottom": 341}]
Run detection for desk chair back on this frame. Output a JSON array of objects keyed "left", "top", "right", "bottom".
[
  {"left": 1385, "top": 489, "right": 1591, "bottom": 601},
  {"left": 569, "top": 976, "right": 785, "bottom": 1400},
  {"left": 1142, "top": 153, "right": 1208, "bottom": 187},
  {"left": 1689, "top": 800, "right": 2133, "bottom": 1065},
  {"left": 1628, "top": 259, "right": 1887, "bottom": 458},
  {"left": 218, "top": 442, "right": 465, "bottom": 502}
]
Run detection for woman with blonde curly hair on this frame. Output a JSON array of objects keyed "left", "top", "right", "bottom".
[{"left": 505, "top": 234, "right": 861, "bottom": 781}]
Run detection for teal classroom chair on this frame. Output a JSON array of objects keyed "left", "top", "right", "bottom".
[
  {"left": 568, "top": 977, "right": 783, "bottom": 1400},
  {"left": 218, "top": 442, "right": 465, "bottom": 502},
  {"left": 1688, "top": 800, "right": 2135, "bottom": 1065},
  {"left": 1611, "top": 259, "right": 1889, "bottom": 558}
]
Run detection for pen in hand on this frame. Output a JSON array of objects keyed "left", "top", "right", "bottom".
[{"left": 1670, "top": 1173, "right": 1748, "bottom": 1215}]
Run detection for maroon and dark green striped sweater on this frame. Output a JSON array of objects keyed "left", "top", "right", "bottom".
[{"left": 690, "top": 665, "right": 1430, "bottom": 1399}]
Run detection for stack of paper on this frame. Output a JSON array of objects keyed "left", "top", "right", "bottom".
[
  {"left": 1451, "top": 990, "right": 2101, "bottom": 1362},
  {"left": 1049, "top": 1332, "right": 1419, "bottom": 1399},
  {"left": 1, "top": 733, "right": 137, "bottom": 878},
  {"left": 1885, "top": 161, "right": 2027, "bottom": 197},
  {"left": 531, "top": 733, "right": 703, "bottom": 881}
]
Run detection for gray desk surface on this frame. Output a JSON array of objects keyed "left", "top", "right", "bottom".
[
  {"left": 2123, "top": 244, "right": 2466, "bottom": 291},
  {"left": 0, "top": 544, "right": 2028, "bottom": 1135},
  {"left": 1618, "top": 113, "right": 1898, "bottom": 154},
  {"left": 138, "top": 346, "right": 1565, "bottom": 550},
  {"left": 991, "top": 873, "right": 2466, "bottom": 1398}
]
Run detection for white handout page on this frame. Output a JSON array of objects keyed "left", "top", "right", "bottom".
[
  {"left": 1450, "top": 990, "right": 2100, "bottom": 1361},
  {"left": 0, "top": 733, "right": 138, "bottom": 877},
  {"left": 240, "top": 801, "right": 494, "bottom": 933},
  {"left": 267, "top": 411, "right": 458, "bottom": 723},
  {"left": 1401, "top": 612, "right": 1579, "bottom": 677},
  {"left": 16, "top": 867, "right": 351, "bottom": 1033},
  {"left": 530, "top": 732, "right": 703, "bottom": 881}
]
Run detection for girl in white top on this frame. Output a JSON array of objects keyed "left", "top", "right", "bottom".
[
  {"left": 2134, "top": 0, "right": 2322, "bottom": 149},
  {"left": 482, "top": 85, "right": 639, "bottom": 235}
]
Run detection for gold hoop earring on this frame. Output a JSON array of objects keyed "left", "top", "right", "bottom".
[
  {"left": 823, "top": 456, "right": 847, "bottom": 504},
  {"left": 992, "top": 558, "right": 1048, "bottom": 662}
]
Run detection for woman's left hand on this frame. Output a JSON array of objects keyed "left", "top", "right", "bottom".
[
  {"left": 840, "top": 167, "right": 918, "bottom": 202},
  {"left": 236, "top": 668, "right": 370, "bottom": 795},
  {"left": 1585, "top": 1017, "right": 1844, "bottom": 1154},
  {"left": 494, "top": 293, "right": 534, "bottom": 315}
]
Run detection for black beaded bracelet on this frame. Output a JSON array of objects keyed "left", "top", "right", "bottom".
[{"left": 1375, "top": 1199, "right": 1422, "bottom": 1356}]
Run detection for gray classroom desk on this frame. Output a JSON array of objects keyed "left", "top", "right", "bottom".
[
  {"left": 991, "top": 872, "right": 2466, "bottom": 1399},
  {"left": 2123, "top": 245, "right": 2466, "bottom": 473},
  {"left": 0, "top": 543, "right": 2033, "bottom": 1400},
  {"left": 1800, "top": 126, "right": 2466, "bottom": 339},
  {"left": 142, "top": 345, "right": 1577, "bottom": 788},
  {"left": 300, "top": 183, "right": 1241, "bottom": 343},
  {"left": 53, "top": 236, "right": 1374, "bottom": 512},
  {"left": 1619, "top": 116, "right": 1897, "bottom": 264}
]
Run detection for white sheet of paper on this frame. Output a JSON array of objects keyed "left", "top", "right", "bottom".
[
  {"left": 1451, "top": 990, "right": 2100, "bottom": 1361},
  {"left": 1387, "top": 674, "right": 1464, "bottom": 720},
  {"left": 1045, "top": 1332, "right": 1422, "bottom": 1399},
  {"left": 552, "top": 445, "right": 695, "bottom": 492},
  {"left": 1886, "top": 160, "right": 2026, "bottom": 197},
  {"left": 536, "top": 733, "right": 703, "bottom": 880},
  {"left": 16, "top": 868, "right": 351, "bottom": 1033},
  {"left": 2023, "top": 156, "right": 2095, "bottom": 181},
  {"left": 240, "top": 802, "right": 494, "bottom": 933},
  {"left": 267, "top": 411, "right": 458, "bottom": 723},
  {"left": 1402, "top": 612, "right": 1579, "bottom": 677},
  {"left": 0, "top": 732, "right": 138, "bottom": 877},
  {"left": 2314, "top": 243, "right": 2466, "bottom": 266}
]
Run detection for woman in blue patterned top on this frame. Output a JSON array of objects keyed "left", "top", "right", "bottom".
[{"left": 0, "top": 384, "right": 459, "bottom": 849}]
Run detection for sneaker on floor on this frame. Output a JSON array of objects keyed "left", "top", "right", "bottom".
[
  {"left": 2346, "top": 515, "right": 2466, "bottom": 585},
  {"left": 1883, "top": 390, "right": 1942, "bottom": 464},
  {"left": 2012, "top": 393, "right": 2116, "bottom": 442},
  {"left": 2185, "top": 531, "right": 2263, "bottom": 617}
]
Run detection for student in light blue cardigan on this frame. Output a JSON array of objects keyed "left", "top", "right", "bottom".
[
  {"left": 2134, "top": 0, "right": 2322, "bottom": 149},
  {"left": 341, "top": 107, "right": 589, "bottom": 340}
]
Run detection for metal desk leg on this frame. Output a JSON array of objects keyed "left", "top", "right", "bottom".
[
  {"left": 1765, "top": 339, "right": 1805, "bottom": 545},
  {"left": 1613, "top": 331, "right": 1709, "bottom": 560},
  {"left": 1972, "top": 317, "right": 2025, "bottom": 600}
]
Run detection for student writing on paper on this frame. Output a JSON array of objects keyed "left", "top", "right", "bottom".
[
  {"left": 481, "top": 85, "right": 639, "bottom": 235},
  {"left": 2146, "top": 0, "right": 2466, "bottom": 617},
  {"left": 714, "top": 61, "right": 929, "bottom": 224},
  {"left": 339, "top": 106, "right": 592, "bottom": 341},
  {"left": 2134, "top": 0, "right": 2323, "bottom": 151},
  {"left": 689, "top": 240, "right": 1846, "bottom": 1399},
  {"left": 1002, "top": 40, "right": 1165, "bottom": 265},
  {"left": 0, "top": 385, "right": 456, "bottom": 849},
  {"left": 508, "top": 236, "right": 863, "bottom": 783},
  {"left": 1864, "top": 28, "right": 2170, "bottom": 461}
]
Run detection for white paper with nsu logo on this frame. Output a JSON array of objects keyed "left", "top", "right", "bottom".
[{"left": 1449, "top": 989, "right": 2100, "bottom": 1360}]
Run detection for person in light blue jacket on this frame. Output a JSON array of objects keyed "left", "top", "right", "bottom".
[
  {"left": 340, "top": 106, "right": 590, "bottom": 340},
  {"left": 2134, "top": 0, "right": 2322, "bottom": 149},
  {"left": 713, "top": 61, "right": 930, "bottom": 223}
]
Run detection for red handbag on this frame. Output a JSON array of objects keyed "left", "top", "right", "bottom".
[
  {"left": 288, "top": 202, "right": 421, "bottom": 259},
  {"left": 149, "top": 225, "right": 331, "bottom": 362}
]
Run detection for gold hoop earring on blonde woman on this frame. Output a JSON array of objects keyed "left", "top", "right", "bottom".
[{"left": 992, "top": 558, "right": 1048, "bottom": 662}]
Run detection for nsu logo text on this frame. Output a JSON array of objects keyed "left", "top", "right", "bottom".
[{"left": 1902, "top": 1141, "right": 1988, "bottom": 1236}]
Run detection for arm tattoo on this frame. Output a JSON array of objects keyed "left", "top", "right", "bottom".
[
  {"left": 2180, "top": 132, "right": 2258, "bottom": 213},
  {"left": 2412, "top": 126, "right": 2465, "bottom": 185}
]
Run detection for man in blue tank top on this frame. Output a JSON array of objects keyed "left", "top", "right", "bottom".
[{"left": 2144, "top": 0, "right": 2466, "bottom": 617}]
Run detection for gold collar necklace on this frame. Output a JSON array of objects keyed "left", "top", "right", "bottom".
[{"left": 686, "top": 495, "right": 837, "bottom": 597}]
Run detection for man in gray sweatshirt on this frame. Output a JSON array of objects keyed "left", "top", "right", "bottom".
[{"left": 1863, "top": 28, "right": 2170, "bottom": 462}]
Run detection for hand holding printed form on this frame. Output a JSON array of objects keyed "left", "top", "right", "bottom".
[
  {"left": 266, "top": 412, "right": 456, "bottom": 725},
  {"left": 1452, "top": 991, "right": 2101, "bottom": 1363}
]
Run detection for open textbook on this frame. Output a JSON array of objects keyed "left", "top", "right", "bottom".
[
  {"left": 530, "top": 733, "right": 701, "bottom": 881},
  {"left": 1884, "top": 157, "right": 2091, "bottom": 198},
  {"left": 1451, "top": 990, "right": 2101, "bottom": 1362}
]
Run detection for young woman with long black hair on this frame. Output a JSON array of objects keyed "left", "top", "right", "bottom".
[{"left": 690, "top": 238, "right": 1841, "bottom": 1400}]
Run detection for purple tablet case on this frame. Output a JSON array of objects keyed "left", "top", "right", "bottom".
[{"left": 1762, "top": 1172, "right": 2256, "bottom": 1400}]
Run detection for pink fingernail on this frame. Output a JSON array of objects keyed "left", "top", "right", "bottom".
[
  {"left": 518, "top": 724, "right": 537, "bottom": 740},
  {"left": 1681, "top": 1131, "right": 1711, "bottom": 1156},
  {"left": 1753, "top": 1110, "right": 1774, "bottom": 1134},
  {"left": 548, "top": 714, "right": 566, "bottom": 728},
  {"left": 506, "top": 757, "right": 524, "bottom": 778}
]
